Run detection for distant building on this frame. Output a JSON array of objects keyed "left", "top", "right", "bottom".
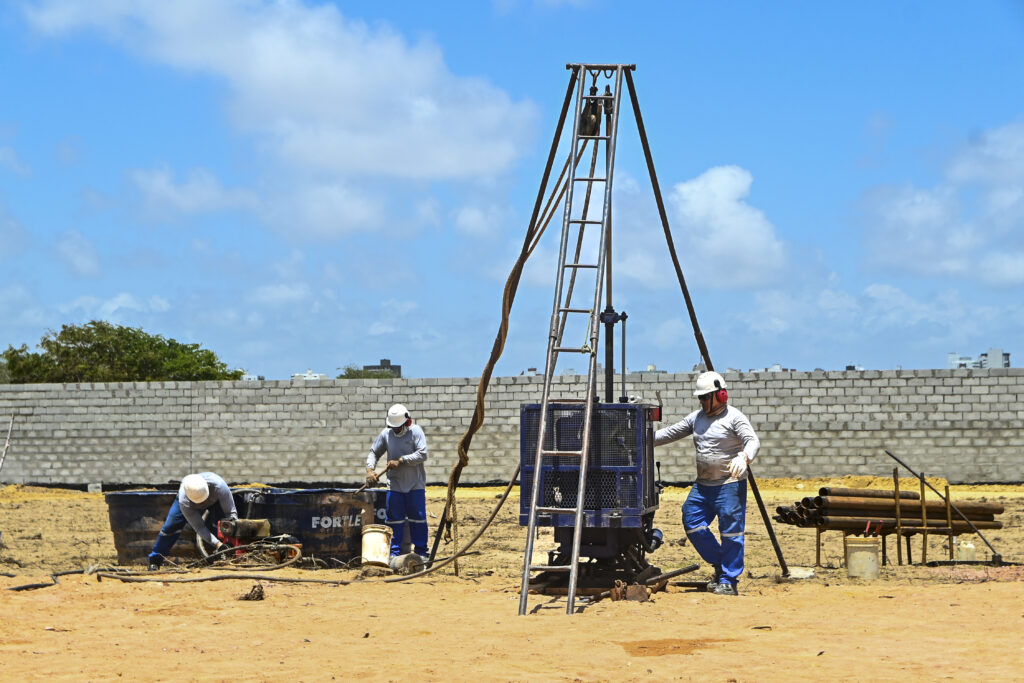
[
  {"left": 292, "top": 369, "right": 329, "bottom": 380},
  {"left": 948, "top": 348, "right": 1010, "bottom": 370},
  {"left": 746, "top": 364, "right": 798, "bottom": 372},
  {"left": 363, "top": 358, "right": 401, "bottom": 378},
  {"left": 638, "top": 364, "right": 667, "bottom": 374},
  {"left": 240, "top": 373, "right": 265, "bottom": 381},
  {"left": 844, "top": 364, "right": 864, "bottom": 371}
]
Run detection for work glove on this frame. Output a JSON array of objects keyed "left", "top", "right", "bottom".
[
  {"left": 728, "top": 454, "right": 749, "bottom": 479},
  {"left": 204, "top": 542, "right": 231, "bottom": 564},
  {"left": 365, "top": 469, "right": 378, "bottom": 486},
  {"left": 387, "top": 459, "right": 401, "bottom": 471}
]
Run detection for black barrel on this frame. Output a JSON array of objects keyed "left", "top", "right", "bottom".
[
  {"left": 104, "top": 491, "right": 200, "bottom": 566},
  {"left": 239, "top": 488, "right": 384, "bottom": 563},
  {"left": 105, "top": 488, "right": 258, "bottom": 566}
]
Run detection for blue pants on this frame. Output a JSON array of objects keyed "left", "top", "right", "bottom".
[
  {"left": 148, "top": 499, "right": 224, "bottom": 565},
  {"left": 385, "top": 489, "right": 428, "bottom": 557},
  {"left": 683, "top": 480, "right": 747, "bottom": 586}
]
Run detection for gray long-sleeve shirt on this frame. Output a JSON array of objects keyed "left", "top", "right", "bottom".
[
  {"left": 178, "top": 472, "right": 238, "bottom": 545},
  {"left": 366, "top": 424, "right": 428, "bottom": 493},
  {"left": 654, "top": 405, "right": 760, "bottom": 486}
]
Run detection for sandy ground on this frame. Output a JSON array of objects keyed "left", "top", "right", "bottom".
[{"left": 1, "top": 476, "right": 1023, "bottom": 681}]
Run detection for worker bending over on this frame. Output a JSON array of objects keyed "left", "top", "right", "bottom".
[
  {"left": 366, "top": 404, "right": 430, "bottom": 560},
  {"left": 655, "top": 371, "right": 760, "bottom": 596},
  {"left": 148, "top": 472, "right": 237, "bottom": 570}
]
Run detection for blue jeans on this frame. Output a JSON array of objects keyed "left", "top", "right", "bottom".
[
  {"left": 148, "top": 499, "right": 225, "bottom": 566},
  {"left": 683, "top": 480, "right": 747, "bottom": 585},
  {"left": 385, "top": 489, "right": 428, "bottom": 556}
]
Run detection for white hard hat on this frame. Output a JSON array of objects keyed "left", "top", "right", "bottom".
[
  {"left": 386, "top": 404, "right": 410, "bottom": 428},
  {"left": 693, "top": 371, "right": 727, "bottom": 397},
  {"left": 182, "top": 474, "right": 210, "bottom": 504}
]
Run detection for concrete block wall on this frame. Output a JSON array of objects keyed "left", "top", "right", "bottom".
[{"left": 0, "top": 369, "right": 1022, "bottom": 486}]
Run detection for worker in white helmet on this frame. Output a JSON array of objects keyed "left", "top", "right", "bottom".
[
  {"left": 365, "top": 404, "right": 430, "bottom": 560},
  {"left": 654, "top": 371, "right": 760, "bottom": 596},
  {"left": 147, "top": 472, "right": 237, "bottom": 570}
]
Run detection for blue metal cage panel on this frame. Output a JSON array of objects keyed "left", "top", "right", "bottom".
[{"left": 519, "top": 402, "right": 658, "bottom": 528}]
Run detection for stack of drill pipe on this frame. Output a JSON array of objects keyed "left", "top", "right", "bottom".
[{"left": 773, "top": 487, "right": 1004, "bottom": 533}]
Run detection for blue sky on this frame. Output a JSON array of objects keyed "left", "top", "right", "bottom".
[{"left": 1, "top": 1, "right": 1022, "bottom": 379}]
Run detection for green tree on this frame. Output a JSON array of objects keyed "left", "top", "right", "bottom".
[
  {"left": 336, "top": 364, "right": 395, "bottom": 379},
  {"left": 1, "top": 321, "right": 245, "bottom": 383}
]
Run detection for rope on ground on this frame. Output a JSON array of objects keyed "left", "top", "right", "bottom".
[
  {"left": 95, "top": 572, "right": 351, "bottom": 586},
  {"left": 6, "top": 566, "right": 126, "bottom": 591}
]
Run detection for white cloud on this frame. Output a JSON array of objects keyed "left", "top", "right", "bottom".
[
  {"left": 267, "top": 182, "right": 383, "bottom": 237},
  {"left": 979, "top": 251, "right": 1024, "bottom": 286},
  {"left": 0, "top": 146, "right": 31, "bottom": 176},
  {"left": 454, "top": 204, "right": 506, "bottom": 238},
  {"left": 271, "top": 250, "right": 306, "bottom": 280},
  {"left": 615, "top": 250, "right": 665, "bottom": 289},
  {"left": 946, "top": 121, "right": 1024, "bottom": 188},
  {"left": 416, "top": 198, "right": 442, "bottom": 230},
  {"left": 0, "top": 206, "right": 31, "bottom": 260},
  {"left": 248, "top": 283, "right": 311, "bottom": 307},
  {"left": 745, "top": 281, "right": 999, "bottom": 350},
  {"left": 861, "top": 119, "right": 1024, "bottom": 286},
  {"left": 748, "top": 290, "right": 801, "bottom": 336},
  {"left": 55, "top": 230, "right": 101, "bottom": 277},
  {"left": 648, "top": 317, "right": 689, "bottom": 351},
  {"left": 59, "top": 292, "right": 171, "bottom": 322},
  {"left": 0, "top": 284, "right": 48, "bottom": 327},
  {"left": 131, "top": 167, "right": 259, "bottom": 217},
  {"left": 861, "top": 184, "right": 974, "bottom": 277},
  {"left": 816, "top": 287, "right": 860, "bottom": 320},
  {"left": 667, "top": 166, "right": 786, "bottom": 288},
  {"left": 368, "top": 299, "right": 418, "bottom": 336},
  {"left": 25, "top": 1, "right": 536, "bottom": 181}
]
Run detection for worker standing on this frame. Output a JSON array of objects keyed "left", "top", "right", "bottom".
[
  {"left": 655, "top": 371, "right": 760, "bottom": 596},
  {"left": 148, "top": 472, "right": 237, "bottom": 570},
  {"left": 365, "top": 404, "right": 430, "bottom": 560}
]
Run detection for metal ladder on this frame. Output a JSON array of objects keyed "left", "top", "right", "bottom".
[{"left": 519, "top": 64, "right": 626, "bottom": 615}]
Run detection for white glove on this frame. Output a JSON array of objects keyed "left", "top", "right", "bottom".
[{"left": 728, "top": 454, "right": 749, "bottom": 479}]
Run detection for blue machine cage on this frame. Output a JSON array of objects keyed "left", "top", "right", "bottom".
[{"left": 519, "top": 402, "right": 659, "bottom": 528}]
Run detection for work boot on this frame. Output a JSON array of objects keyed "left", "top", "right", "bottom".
[
  {"left": 705, "top": 567, "right": 722, "bottom": 592},
  {"left": 711, "top": 582, "right": 738, "bottom": 596},
  {"left": 148, "top": 563, "right": 161, "bottom": 572}
]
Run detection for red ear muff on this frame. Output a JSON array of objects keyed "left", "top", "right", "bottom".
[
  {"left": 716, "top": 389, "right": 728, "bottom": 403},
  {"left": 405, "top": 417, "right": 412, "bottom": 428}
]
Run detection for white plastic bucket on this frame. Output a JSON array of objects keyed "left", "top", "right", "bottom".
[
  {"left": 845, "top": 537, "right": 880, "bottom": 579},
  {"left": 361, "top": 524, "right": 393, "bottom": 567}
]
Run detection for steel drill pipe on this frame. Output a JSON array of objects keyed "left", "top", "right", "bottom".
[
  {"left": 813, "top": 496, "right": 1004, "bottom": 516},
  {"left": 818, "top": 516, "right": 1003, "bottom": 531},
  {"left": 817, "top": 486, "right": 919, "bottom": 500},
  {"left": 815, "top": 507, "right": 995, "bottom": 522}
]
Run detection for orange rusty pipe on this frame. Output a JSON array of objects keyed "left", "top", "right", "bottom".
[
  {"left": 813, "top": 496, "right": 1003, "bottom": 516},
  {"left": 819, "top": 516, "right": 1002, "bottom": 531}
]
